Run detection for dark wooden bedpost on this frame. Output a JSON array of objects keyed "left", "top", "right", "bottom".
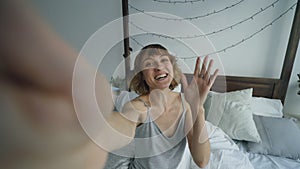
[
  {"left": 273, "top": 1, "right": 300, "bottom": 104},
  {"left": 122, "top": 0, "right": 131, "bottom": 90}
]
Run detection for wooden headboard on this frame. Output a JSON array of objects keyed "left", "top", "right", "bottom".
[
  {"left": 121, "top": 0, "right": 300, "bottom": 104},
  {"left": 184, "top": 74, "right": 280, "bottom": 98}
]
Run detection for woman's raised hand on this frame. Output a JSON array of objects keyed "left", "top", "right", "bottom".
[{"left": 181, "top": 56, "right": 219, "bottom": 110}]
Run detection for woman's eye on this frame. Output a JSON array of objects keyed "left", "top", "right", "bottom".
[
  {"left": 144, "top": 62, "right": 153, "bottom": 67},
  {"left": 161, "top": 58, "right": 169, "bottom": 63}
]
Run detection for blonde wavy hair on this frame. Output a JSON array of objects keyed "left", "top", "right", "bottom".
[{"left": 129, "top": 44, "right": 182, "bottom": 95}]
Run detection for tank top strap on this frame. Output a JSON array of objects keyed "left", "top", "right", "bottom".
[{"left": 137, "top": 98, "right": 150, "bottom": 108}]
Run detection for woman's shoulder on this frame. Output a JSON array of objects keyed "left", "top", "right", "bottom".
[
  {"left": 131, "top": 95, "right": 147, "bottom": 105},
  {"left": 122, "top": 95, "right": 148, "bottom": 113},
  {"left": 121, "top": 95, "right": 148, "bottom": 124}
]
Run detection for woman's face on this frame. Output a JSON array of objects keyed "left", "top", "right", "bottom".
[{"left": 140, "top": 54, "right": 174, "bottom": 91}]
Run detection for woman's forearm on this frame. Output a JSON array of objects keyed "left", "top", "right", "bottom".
[{"left": 189, "top": 107, "right": 210, "bottom": 168}]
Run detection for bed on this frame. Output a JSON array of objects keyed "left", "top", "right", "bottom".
[
  {"left": 109, "top": 88, "right": 300, "bottom": 169},
  {"left": 105, "top": 0, "right": 300, "bottom": 168}
]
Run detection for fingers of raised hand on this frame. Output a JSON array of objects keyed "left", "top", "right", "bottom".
[
  {"left": 205, "top": 59, "right": 213, "bottom": 80},
  {"left": 200, "top": 56, "right": 209, "bottom": 76},
  {"left": 195, "top": 56, "right": 219, "bottom": 86},
  {"left": 194, "top": 57, "right": 201, "bottom": 77},
  {"left": 196, "top": 56, "right": 209, "bottom": 81},
  {"left": 209, "top": 68, "right": 219, "bottom": 85},
  {"left": 194, "top": 57, "right": 205, "bottom": 79}
]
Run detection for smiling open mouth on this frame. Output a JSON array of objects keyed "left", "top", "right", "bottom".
[{"left": 155, "top": 73, "right": 168, "bottom": 81}]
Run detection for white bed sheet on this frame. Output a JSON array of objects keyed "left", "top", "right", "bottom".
[
  {"left": 178, "top": 121, "right": 300, "bottom": 169},
  {"left": 247, "top": 152, "right": 300, "bottom": 169},
  {"left": 177, "top": 121, "right": 254, "bottom": 169},
  {"left": 189, "top": 149, "right": 254, "bottom": 169}
]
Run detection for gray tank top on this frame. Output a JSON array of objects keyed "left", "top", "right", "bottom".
[{"left": 104, "top": 93, "right": 187, "bottom": 169}]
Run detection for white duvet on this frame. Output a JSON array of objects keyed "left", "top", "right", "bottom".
[{"left": 177, "top": 121, "right": 254, "bottom": 169}]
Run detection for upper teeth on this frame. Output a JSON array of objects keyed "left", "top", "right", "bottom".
[{"left": 155, "top": 74, "right": 167, "bottom": 80}]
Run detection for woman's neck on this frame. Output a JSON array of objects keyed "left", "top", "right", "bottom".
[{"left": 149, "top": 88, "right": 172, "bottom": 95}]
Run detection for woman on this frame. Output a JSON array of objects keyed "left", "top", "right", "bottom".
[{"left": 105, "top": 44, "right": 219, "bottom": 168}]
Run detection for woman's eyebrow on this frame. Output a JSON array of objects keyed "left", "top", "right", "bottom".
[
  {"left": 142, "top": 58, "right": 154, "bottom": 63},
  {"left": 159, "top": 54, "right": 169, "bottom": 58},
  {"left": 142, "top": 55, "right": 168, "bottom": 63}
]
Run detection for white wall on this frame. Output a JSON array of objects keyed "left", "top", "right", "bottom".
[
  {"left": 31, "top": 0, "right": 299, "bottom": 117},
  {"left": 128, "top": 0, "right": 296, "bottom": 77}
]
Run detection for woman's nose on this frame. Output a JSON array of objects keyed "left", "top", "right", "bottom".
[
  {"left": 154, "top": 65, "right": 162, "bottom": 71},
  {"left": 154, "top": 68, "right": 161, "bottom": 71},
  {"left": 154, "top": 63, "right": 163, "bottom": 71}
]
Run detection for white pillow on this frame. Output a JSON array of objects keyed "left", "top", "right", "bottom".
[
  {"left": 204, "top": 88, "right": 261, "bottom": 142},
  {"left": 250, "top": 97, "right": 283, "bottom": 117},
  {"left": 205, "top": 88, "right": 253, "bottom": 124},
  {"left": 218, "top": 100, "right": 261, "bottom": 142}
]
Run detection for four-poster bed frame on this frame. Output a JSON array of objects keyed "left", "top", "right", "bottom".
[{"left": 121, "top": 0, "right": 300, "bottom": 104}]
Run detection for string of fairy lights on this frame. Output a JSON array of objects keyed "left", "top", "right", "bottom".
[
  {"left": 129, "top": 0, "right": 245, "bottom": 21},
  {"left": 130, "top": 0, "right": 280, "bottom": 39},
  {"left": 128, "top": 0, "right": 297, "bottom": 60}
]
